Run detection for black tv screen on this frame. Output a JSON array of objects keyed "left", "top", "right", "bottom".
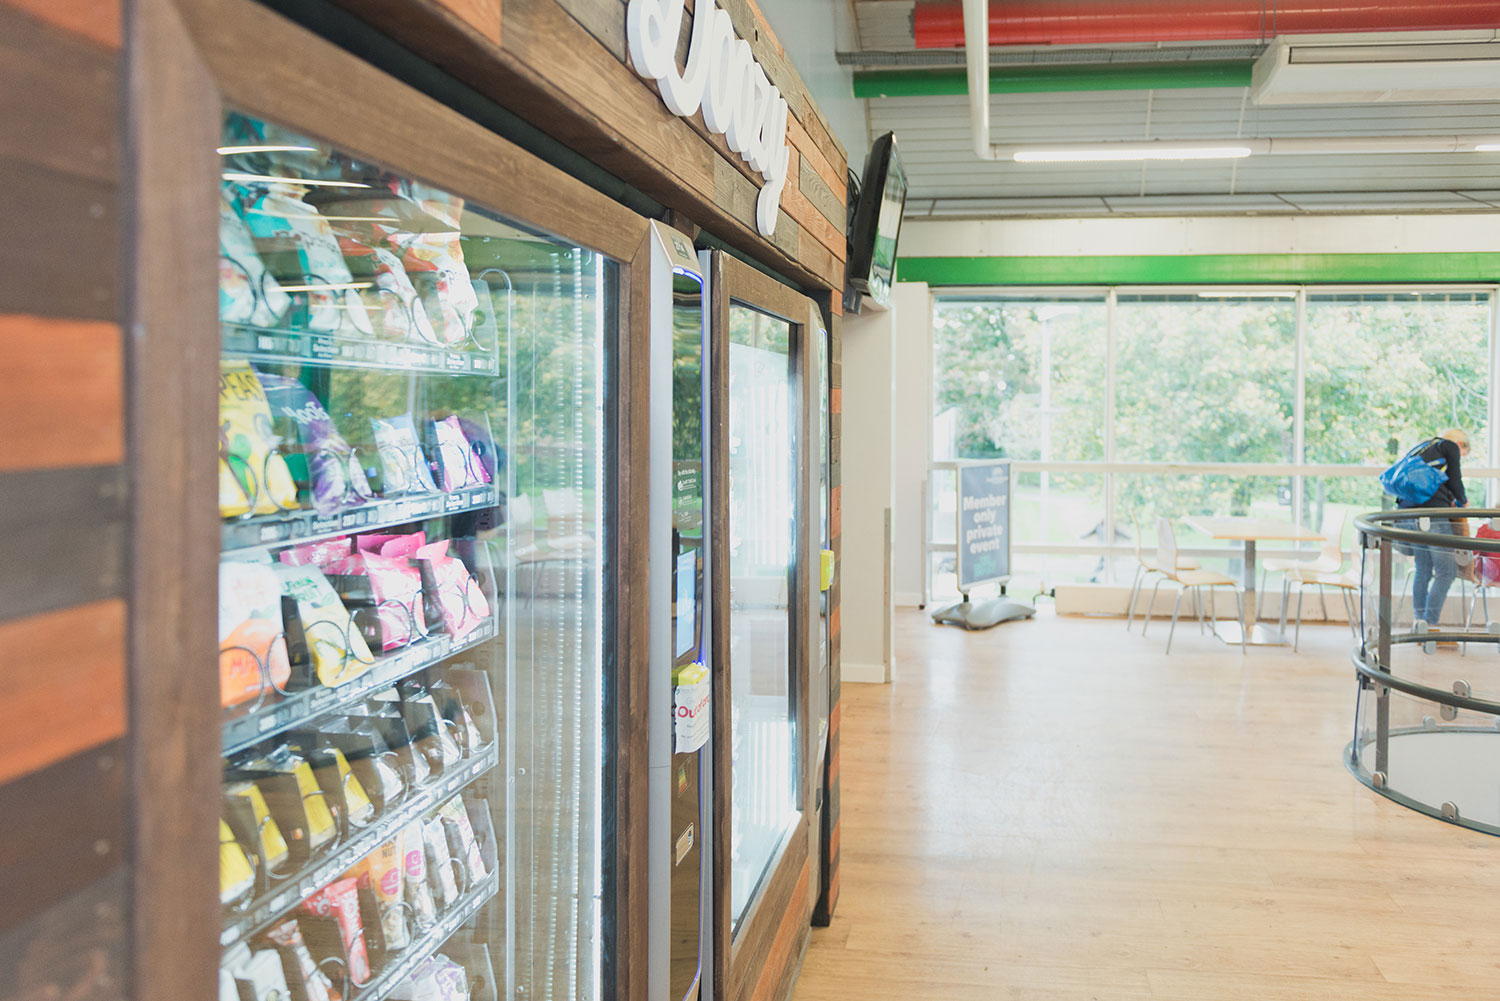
[{"left": 848, "top": 132, "right": 907, "bottom": 308}]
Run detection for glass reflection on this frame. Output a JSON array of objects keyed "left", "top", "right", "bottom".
[{"left": 727, "top": 303, "right": 798, "bottom": 927}]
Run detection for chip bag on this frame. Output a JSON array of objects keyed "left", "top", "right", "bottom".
[
  {"left": 350, "top": 835, "right": 409, "bottom": 952},
  {"left": 258, "top": 372, "right": 374, "bottom": 516},
  {"left": 240, "top": 182, "right": 375, "bottom": 338},
  {"left": 220, "top": 360, "right": 299, "bottom": 517},
  {"left": 219, "top": 560, "right": 292, "bottom": 707},
  {"left": 370, "top": 415, "right": 438, "bottom": 496},
  {"left": 274, "top": 563, "right": 372, "bottom": 687},
  {"left": 338, "top": 233, "right": 440, "bottom": 344},
  {"left": 415, "top": 540, "right": 489, "bottom": 642},
  {"left": 431, "top": 416, "right": 488, "bottom": 492},
  {"left": 262, "top": 918, "right": 336, "bottom": 1001},
  {"left": 220, "top": 190, "right": 292, "bottom": 328},
  {"left": 301, "top": 877, "right": 371, "bottom": 988},
  {"left": 402, "top": 820, "right": 438, "bottom": 928}
]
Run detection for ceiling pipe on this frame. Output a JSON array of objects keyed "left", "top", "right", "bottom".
[
  {"left": 916, "top": 1, "right": 1500, "bottom": 49},
  {"left": 852, "top": 61, "right": 1253, "bottom": 98},
  {"left": 964, "top": 0, "right": 992, "bottom": 159}
]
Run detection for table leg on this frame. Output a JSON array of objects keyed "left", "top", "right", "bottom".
[{"left": 1212, "top": 537, "right": 1294, "bottom": 646}]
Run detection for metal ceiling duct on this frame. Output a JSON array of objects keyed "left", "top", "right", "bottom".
[{"left": 914, "top": 1, "right": 1500, "bottom": 49}]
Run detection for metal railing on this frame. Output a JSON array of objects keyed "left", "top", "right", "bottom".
[{"left": 1350, "top": 508, "right": 1500, "bottom": 836}]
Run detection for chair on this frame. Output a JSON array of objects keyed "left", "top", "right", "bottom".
[
  {"left": 1125, "top": 513, "right": 1200, "bottom": 631},
  {"left": 1145, "top": 518, "right": 1244, "bottom": 654},
  {"left": 1281, "top": 566, "right": 1359, "bottom": 652},
  {"left": 1262, "top": 508, "right": 1345, "bottom": 620}
]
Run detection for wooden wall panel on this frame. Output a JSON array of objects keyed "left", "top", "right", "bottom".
[
  {"left": 0, "top": 3, "right": 127, "bottom": 1000},
  {"left": 0, "top": 601, "right": 127, "bottom": 786},
  {"left": 329, "top": 0, "right": 848, "bottom": 292},
  {"left": 0, "top": 316, "right": 124, "bottom": 471},
  {"left": 437, "top": 0, "right": 501, "bottom": 42},
  {"left": 5, "top": 0, "right": 120, "bottom": 49}
]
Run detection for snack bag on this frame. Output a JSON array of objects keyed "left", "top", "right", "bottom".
[
  {"left": 387, "top": 181, "right": 475, "bottom": 346},
  {"left": 350, "top": 835, "right": 409, "bottom": 951},
  {"left": 370, "top": 415, "right": 438, "bottom": 495},
  {"left": 250, "top": 745, "right": 339, "bottom": 854},
  {"left": 317, "top": 745, "right": 374, "bottom": 829},
  {"left": 438, "top": 796, "right": 486, "bottom": 885},
  {"left": 219, "top": 818, "right": 257, "bottom": 907},
  {"left": 280, "top": 537, "right": 354, "bottom": 570},
  {"left": 301, "top": 877, "right": 372, "bottom": 987},
  {"left": 389, "top": 954, "right": 469, "bottom": 1001},
  {"left": 232, "top": 949, "right": 294, "bottom": 1001},
  {"left": 225, "top": 781, "right": 290, "bottom": 875},
  {"left": 401, "top": 820, "right": 438, "bottom": 928},
  {"left": 220, "top": 360, "right": 300, "bottom": 517},
  {"left": 423, "top": 817, "right": 460, "bottom": 908},
  {"left": 258, "top": 372, "right": 374, "bottom": 516},
  {"left": 274, "top": 563, "right": 373, "bottom": 687},
  {"left": 326, "top": 552, "right": 427, "bottom": 651},
  {"left": 220, "top": 190, "right": 292, "bottom": 327},
  {"left": 219, "top": 560, "right": 292, "bottom": 707},
  {"left": 240, "top": 182, "right": 375, "bottom": 337},
  {"left": 356, "top": 531, "right": 426, "bottom": 558},
  {"left": 415, "top": 540, "right": 489, "bottom": 642},
  {"left": 431, "top": 416, "right": 488, "bottom": 492},
  {"left": 262, "top": 918, "right": 336, "bottom": 1001},
  {"left": 338, "top": 234, "right": 440, "bottom": 344}
]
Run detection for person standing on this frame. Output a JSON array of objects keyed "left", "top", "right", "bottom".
[{"left": 1398, "top": 428, "right": 1470, "bottom": 649}]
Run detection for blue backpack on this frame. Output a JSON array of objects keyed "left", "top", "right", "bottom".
[{"left": 1380, "top": 438, "right": 1447, "bottom": 504}]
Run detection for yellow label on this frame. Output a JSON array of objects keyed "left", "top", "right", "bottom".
[
  {"left": 820, "top": 549, "right": 835, "bottom": 592},
  {"left": 292, "top": 758, "right": 338, "bottom": 849},
  {"left": 673, "top": 660, "right": 708, "bottom": 687},
  {"left": 228, "top": 781, "right": 289, "bottom": 868},
  {"left": 219, "top": 819, "right": 256, "bottom": 904},
  {"left": 332, "top": 748, "right": 373, "bottom": 826}
]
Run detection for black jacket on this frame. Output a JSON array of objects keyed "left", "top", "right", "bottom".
[{"left": 1396, "top": 437, "right": 1467, "bottom": 509}]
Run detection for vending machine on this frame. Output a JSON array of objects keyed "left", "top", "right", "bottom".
[{"left": 647, "top": 223, "right": 712, "bottom": 1001}]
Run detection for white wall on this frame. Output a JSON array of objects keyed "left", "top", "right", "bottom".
[
  {"left": 840, "top": 302, "right": 896, "bottom": 682},
  {"left": 890, "top": 283, "right": 932, "bottom": 607},
  {"left": 754, "top": 0, "right": 869, "bottom": 164}
]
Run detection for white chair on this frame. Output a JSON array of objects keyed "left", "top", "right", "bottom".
[
  {"left": 1281, "top": 565, "right": 1359, "bottom": 652},
  {"left": 1125, "top": 513, "right": 1200, "bottom": 631},
  {"left": 1145, "top": 518, "right": 1245, "bottom": 655},
  {"left": 1262, "top": 508, "right": 1344, "bottom": 620}
]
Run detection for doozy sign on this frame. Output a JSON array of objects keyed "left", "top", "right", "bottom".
[{"left": 626, "top": 0, "right": 792, "bottom": 237}]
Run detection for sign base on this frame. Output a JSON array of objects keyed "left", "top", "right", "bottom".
[{"left": 930, "top": 597, "right": 1035, "bottom": 631}]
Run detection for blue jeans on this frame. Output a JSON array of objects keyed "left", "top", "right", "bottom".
[{"left": 1412, "top": 519, "right": 1457, "bottom": 625}]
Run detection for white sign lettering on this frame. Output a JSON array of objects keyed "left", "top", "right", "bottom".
[{"left": 626, "top": 0, "right": 791, "bottom": 237}]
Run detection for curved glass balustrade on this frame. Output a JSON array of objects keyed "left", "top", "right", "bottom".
[{"left": 1350, "top": 509, "right": 1500, "bottom": 835}]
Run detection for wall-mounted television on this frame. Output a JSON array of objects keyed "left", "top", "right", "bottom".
[{"left": 846, "top": 132, "right": 907, "bottom": 310}]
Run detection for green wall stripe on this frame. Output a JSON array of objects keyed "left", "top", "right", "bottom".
[
  {"left": 852, "top": 61, "right": 1252, "bottom": 99},
  {"left": 896, "top": 253, "right": 1500, "bottom": 286}
]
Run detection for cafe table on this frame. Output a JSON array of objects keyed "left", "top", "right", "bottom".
[{"left": 1184, "top": 516, "right": 1326, "bottom": 646}]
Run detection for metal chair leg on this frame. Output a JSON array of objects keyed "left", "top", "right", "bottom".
[
  {"left": 1126, "top": 565, "right": 1144, "bottom": 630},
  {"left": 1195, "top": 585, "right": 1207, "bottom": 634},
  {"left": 1294, "top": 585, "right": 1306, "bottom": 652},
  {"left": 1278, "top": 576, "right": 1290, "bottom": 634},
  {"left": 1166, "top": 585, "right": 1185, "bottom": 654},
  {"left": 1209, "top": 587, "right": 1218, "bottom": 636},
  {"left": 1233, "top": 587, "right": 1247, "bottom": 654},
  {"left": 1144, "top": 577, "right": 1165, "bottom": 636}
]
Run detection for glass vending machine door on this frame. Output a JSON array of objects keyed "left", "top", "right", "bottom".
[
  {"left": 215, "top": 111, "right": 611, "bottom": 1001},
  {"left": 669, "top": 268, "right": 708, "bottom": 1001}
]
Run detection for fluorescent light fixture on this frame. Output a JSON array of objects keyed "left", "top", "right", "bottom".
[
  {"left": 279, "top": 282, "right": 373, "bottom": 293},
  {"left": 1476, "top": 143, "right": 1500, "bottom": 152},
  {"left": 1013, "top": 145, "right": 1253, "bottom": 163},
  {"left": 246, "top": 208, "right": 390, "bottom": 223},
  {"left": 1197, "top": 291, "right": 1297, "bottom": 298},
  {"left": 222, "top": 171, "right": 370, "bottom": 188},
  {"left": 217, "top": 145, "right": 318, "bottom": 155}
]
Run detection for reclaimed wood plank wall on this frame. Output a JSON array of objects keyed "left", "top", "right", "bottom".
[{"left": 0, "top": 2, "right": 129, "bottom": 999}]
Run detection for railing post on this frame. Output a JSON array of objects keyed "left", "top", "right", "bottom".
[{"left": 1376, "top": 537, "right": 1393, "bottom": 776}]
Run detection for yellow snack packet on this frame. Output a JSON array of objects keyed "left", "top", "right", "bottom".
[
  {"left": 226, "top": 780, "right": 290, "bottom": 872},
  {"left": 219, "top": 360, "right": 298, "bottom": 517},
  {"left": 219, "top": 819, "right": 256, "bottom": 906}
]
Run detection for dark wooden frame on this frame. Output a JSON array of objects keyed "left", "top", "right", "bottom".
[
  {"left": 127, "top": 2, "right": 653, "bottom": 997},
  {"left": 708, "top": 251, "right": 819, "bottom": 1001}
]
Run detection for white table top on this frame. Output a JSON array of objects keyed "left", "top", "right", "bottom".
[{"left": 1184, "top": 516, "right": 1325, "bottom": 543}]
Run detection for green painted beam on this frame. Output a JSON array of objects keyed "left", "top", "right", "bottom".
[
  {"left": 896, "top": 253, "right": 1500, "bottom": 286},
  {"left": 852, "top": 61, "right": 1252, "bottom": 99}
]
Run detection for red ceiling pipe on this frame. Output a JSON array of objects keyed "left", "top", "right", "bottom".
[{"left": 913, "top": 1, "right": 1500, "bottom": 48}]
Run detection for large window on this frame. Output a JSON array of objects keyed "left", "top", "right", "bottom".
[{"left": 928, "top": 287, "right": 1496, "bottom": 600}]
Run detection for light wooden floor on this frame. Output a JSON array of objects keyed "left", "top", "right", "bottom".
[{"left": 793, "top": 607, "right": 1500, "bottom": 1001}]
